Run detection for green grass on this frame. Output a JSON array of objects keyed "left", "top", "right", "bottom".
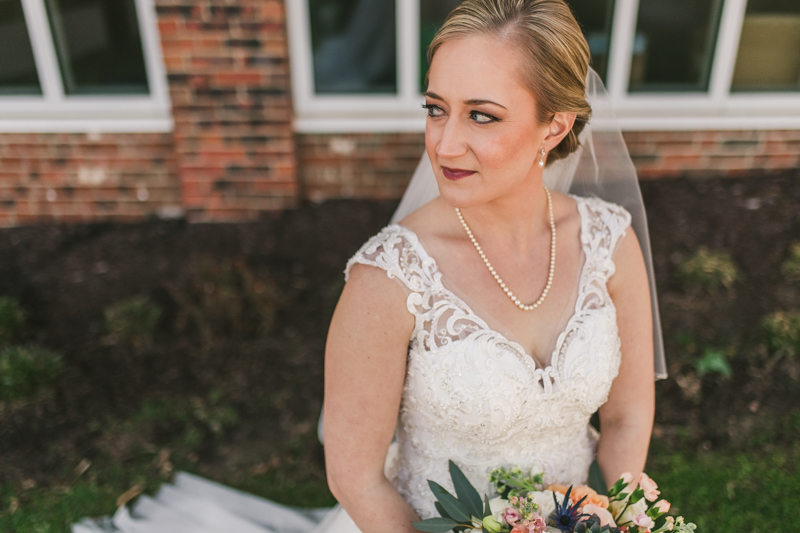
[
  {"left": 0, "top": 454, "right": 333, "bottom": 532},
  {"left": 647, "top": 443, "right": 800, "bottom": 532},
  {"left": 0, "top": 460, "right": 161, "bottom": 533}
]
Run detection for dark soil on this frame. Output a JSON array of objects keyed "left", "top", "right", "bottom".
[{"left": 1, "top": 171, "right": 799, "bottom": 490}]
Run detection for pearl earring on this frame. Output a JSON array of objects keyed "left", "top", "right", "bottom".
[{"left": 538, "top": 148, "right": 546, "bottom": 168}]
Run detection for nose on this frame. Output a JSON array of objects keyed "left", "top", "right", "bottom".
[{"left": 435, "top": 115, "right": 468, "bottom": 160}]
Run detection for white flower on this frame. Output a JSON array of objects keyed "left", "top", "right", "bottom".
[
  {"left": 488, "top": 497, "right": 509, "bottom": 522},
  {"left": 528, "top": 490, "right": 556, "bottom": 521},
  {"left": 610, "top": 497, "right": 647, "bottom": 527}
]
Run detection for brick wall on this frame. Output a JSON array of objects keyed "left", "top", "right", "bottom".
[
  {"left": 626, "top": 130, "right": 800, "bottom": 179},
  {"left": 156, "top": 0, "right": 297, "bottom": 221},
  {"left": 0, "top": 0, "right": 296, "bottom": 227},
  {"left": 297, "top": 130, "right": 800, "bottom": 201},
  {"left": 297, "top": 133, "right": 425, "bottom": 203},
  {"left": 0, "top": 133, "right": 180, "bottom": 226}
]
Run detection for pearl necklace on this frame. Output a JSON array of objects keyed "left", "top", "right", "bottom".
[{"left": 455, "top": 186, "right": 556, "bottom": 311}]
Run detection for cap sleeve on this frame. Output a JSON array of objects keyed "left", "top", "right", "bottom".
[
  {"left": 344, "top": 225, "right": 440, "bottom": 294},
  {"left": 577, "top": 196, "right": 633, "bottom": 280}
]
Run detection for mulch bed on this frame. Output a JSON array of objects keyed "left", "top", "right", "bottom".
[{"left": 1, "top": 171, "right": 799, "bottom": 488}]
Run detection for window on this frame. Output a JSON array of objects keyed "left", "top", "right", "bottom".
[
  {"left": 309, "top": 0, "right": 397, "bottom": 94},
  {"left": 288, "top": 0, "right": 800, "bottom": 132},
  {"left": 0, "top": 0, "right": 170, "bottom": 132},
  {"left": 731, "top": 0, "right": 800, "bottom": 92},
  {"left": 0, "top": 0, "right": 41, "bottom": 95},
  {"left": 628, "top": 0, "right": 724, "bottom": 92}
]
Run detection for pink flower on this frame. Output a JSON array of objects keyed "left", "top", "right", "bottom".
[
  {"left": 653, "top": 499, "right": 671, "bottom": 513},
  {"left": 638, "top": 473, "right": 661, "bottom": 502},
  {"left": 620, "top": 472, "right": 634, "bottom": 484},
  {"left": 582, "top": 504, "right": 616, "bottom": 528},
  {"left": 633, "top": 514, "right": 655, "bottom": 530},
  {"left": 526, "top": 513, "right": 546, "bottom": 533},
  {"left": 504, "top": 507, "right": 522, "bottom": 525}
]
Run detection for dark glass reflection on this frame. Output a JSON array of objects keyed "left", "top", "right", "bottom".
[
  {"left": 629, "top": 0, "right": 724, "bottom": 92},
  {"left": 0, "top": 0, "right": 42, "bottom": 95},
  {"left": 732, "top": 0, "right": 800, "bottom": 92},
  {"left": 44, "top": 0, "right": 149, "bottom": 95},
  {"left": 309, "top": 0, "right": 397, "bottom": 94},
  {"left": 419, "top": 0, "right": 616, "bottom": 92},
  {"left": 567, "top": 0, "right": 615, "bottom": 83}
]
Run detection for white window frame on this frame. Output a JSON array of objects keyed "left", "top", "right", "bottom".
[
  {"left": 288, "top": 0, "right": 800, "bottom": 133},
  {"left": 0, "top": 0, "right": 172, "bottom": 133}
]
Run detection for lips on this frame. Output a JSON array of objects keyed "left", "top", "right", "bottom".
[{"left": 441, "top": 166, "right": 476, "bottom": 180}]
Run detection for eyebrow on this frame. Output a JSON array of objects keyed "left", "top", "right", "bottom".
[{"left": 423, "top": 91, "right": 507, "bottom": 110}]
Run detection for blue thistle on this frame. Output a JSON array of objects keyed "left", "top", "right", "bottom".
[{"left": 551, "top": 486, "right": 588, "bottom": 533}]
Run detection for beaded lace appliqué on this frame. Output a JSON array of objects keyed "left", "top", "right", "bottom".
[{"left": 344, "top": 195, "right": 632, "bottom": 519}]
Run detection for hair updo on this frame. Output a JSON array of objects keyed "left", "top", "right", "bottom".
[{"left": 428, "top": 0, "right": 592, "bottom": 165}]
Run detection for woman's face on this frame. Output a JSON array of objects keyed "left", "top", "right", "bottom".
[{"left": 424, "top": 34, "right": 568, "bottom": 208}]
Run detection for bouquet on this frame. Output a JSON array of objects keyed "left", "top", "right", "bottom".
[{"left": 412, "top": 461, "right": 696, "bottom": 533}]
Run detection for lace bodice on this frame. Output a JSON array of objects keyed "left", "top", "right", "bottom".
[{"left": 344, "top": 195, "right": 632, "bottom": 519}]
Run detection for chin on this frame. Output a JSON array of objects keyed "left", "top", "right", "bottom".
[{"left": 435, "top": 173, "right": 493, "bottom": 209}]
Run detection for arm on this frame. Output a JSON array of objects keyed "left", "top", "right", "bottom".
[
  {"left": 324, "top": 263, "right": 420, "bottom": 533},
  {"left": 597, "top": 228, "right": 656, "bottom": 487}
]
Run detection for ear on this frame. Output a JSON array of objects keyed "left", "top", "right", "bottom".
[{"left": 543, "top": 112, "right": 577, "bottom": 151}]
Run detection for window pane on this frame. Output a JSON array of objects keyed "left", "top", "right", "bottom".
[
  {"left": 629, "top": 0, "right": 724, "bottom": 92},
  {"left": 732, "top": 0, "right": 800, "bottom": 92},
  {"left": 0, "top": 0, "right": 41, "bottom": 95},
  {"left": 309, "top": 0, "right": 397, "bottom": 94},
  {"left": 567, "top": 0, "right": 615, "bottom": 84},
  {"left": 419, "top": 0, "right": 615, "bottom": 92},
  {"left": 44, "top": 0, "right": 149, "bottom": 95}
]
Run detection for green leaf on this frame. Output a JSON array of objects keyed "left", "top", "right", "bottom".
[
  {"left": 435, "top": 501, "right": 453, "bottom": 520},
  {"left": 429, "top": 481, "right": 471, "bottom": 523},
  {"left": 484, "top": 494, "right": 491, "bottom": 517},
  {"left": 413, "top": 518, "right": 459, "bottom": 532},
  {"left": 449, "top": 460, "right": 483, "bottom": 518},
  {"left": 588, "top": 460, "right": 608, "bottom": 496},
  {"left": 695, "top": 348, "right": 732, "bottom": 378}
]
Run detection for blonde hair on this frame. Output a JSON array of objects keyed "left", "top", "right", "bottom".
[{"left": 428, "top": 0, "right": 591, "bottom": 165}]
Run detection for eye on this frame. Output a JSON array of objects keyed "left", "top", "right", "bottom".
[
  {"left": 470, "top": 111, "right": 499, "bottom": 124},
  {"left": 422, "top": 104, "right": 445, "bottom": 118}
]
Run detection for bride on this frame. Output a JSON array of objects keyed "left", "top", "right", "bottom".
[{"left": 74, "top": 1, "right": 667, "bottom": 532}]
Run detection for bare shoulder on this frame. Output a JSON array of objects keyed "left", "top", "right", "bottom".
[
  {"left": 396, "top": 196, "right": 453, "bottom": 241},
  {"left": 550, "top": 189, "right": 581, "bottom": 227},
  {"left": 607, "top": 225, "right": 649, "bottom": 300}
]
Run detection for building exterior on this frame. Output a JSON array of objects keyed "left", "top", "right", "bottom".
[{"left": 0, "top": 0, "right": 798, "bottom": 225}]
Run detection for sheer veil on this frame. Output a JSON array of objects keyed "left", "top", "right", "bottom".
[{"left": 391, "top": 67, "right": 667, "bottom": 380}]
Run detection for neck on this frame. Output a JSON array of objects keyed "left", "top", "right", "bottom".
[{"left": 456, "top": 176, "right": 550, "bottom": 253}]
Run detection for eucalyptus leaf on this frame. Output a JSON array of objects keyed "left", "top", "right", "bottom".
[
  {"left": 449, "top": 460, "right": 483, "bottom": 518},
  {"left": 435, "top": 501, "right": 453, "bottom": 521},
  {"left": 413, "top": 518, "right": 459, "bottom": 532},
  {"left": 429, "top": 481, "right": 471, "bottom": 523}
]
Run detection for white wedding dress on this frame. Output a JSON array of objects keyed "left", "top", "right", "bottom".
[{"left": 73, "top": 194, "right": 631, "bottom": 533}]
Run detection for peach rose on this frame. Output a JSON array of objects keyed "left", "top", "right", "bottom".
[
  {"left": 546, "top": 484, "right": 570, "bottom": 495},
  {"left": 570, "top": 486, "right": 609, "bottom": 509},
  {"left": 654, "top": 499, "right": 671, "bottom": 514},
  {"left": 638, "top": 473, "right": 660, "bottom": 502},
  {"left": 582, "top": 504, "right": 616, "bottom": 528},
  {"left": 511, "top": 525, "right": 527, "bottom": 533}
]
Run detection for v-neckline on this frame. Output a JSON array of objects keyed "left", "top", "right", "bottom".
[{"left": 392, "top": 194, "right": 590, "bottom": 374}]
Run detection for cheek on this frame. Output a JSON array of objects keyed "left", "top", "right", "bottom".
[{"left": 472, "top": 125, "right": 538, "bottom": 174}]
